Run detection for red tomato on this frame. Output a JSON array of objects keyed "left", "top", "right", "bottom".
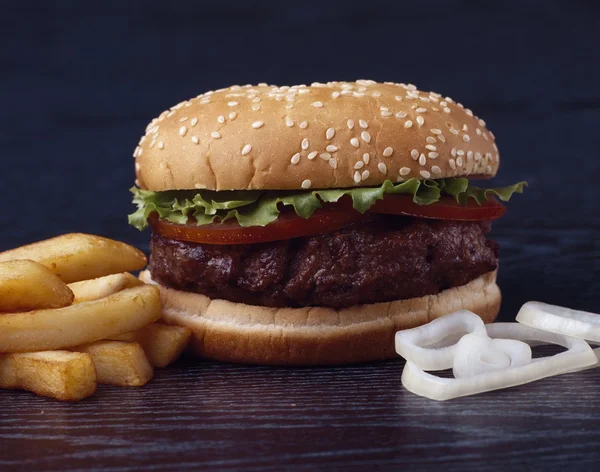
[
  {"left": 149, "top": 206, "right": 369, "bottom": 245},
  {"left": 150, "top": 195, "right": 505, "bottom": 245},
  {"left": 370, "top": 195, "right": 506, "bottom": 221}
]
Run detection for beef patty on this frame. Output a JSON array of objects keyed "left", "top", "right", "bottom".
[{"left": 148, "top": 216, "right": 499, "bottom": 309}]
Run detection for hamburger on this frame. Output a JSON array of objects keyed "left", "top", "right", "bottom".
[{"left": 129, "top": 80, "right": 525, "bottom": 365}]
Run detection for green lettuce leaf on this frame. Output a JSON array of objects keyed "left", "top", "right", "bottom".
[{"left": 128, "top": 178, "right": 527, "bottom": 230}]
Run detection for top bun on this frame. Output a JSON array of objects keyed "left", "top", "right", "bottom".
[{"left": 134, "top": 80, "right": 500, "bottom": 191}]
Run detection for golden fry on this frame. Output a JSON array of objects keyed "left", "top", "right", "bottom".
[
  {"left": 0, "top": 350, "right": 96, "bottom": 401},
  {"left": 0, "top": 260, "right": 74, "bottom": 312},
  {"left": 0, "top": 233, "right": 147, "bottom": 283},
  {"left": 72, "top": 340, "right": 153, "bottom": 387},
  {"left": 0, "top": 285, "right": 161, "bottom": 353},
  {"left": 68, "top": 272, "right": 144, "bottom": 303},
  {"left": 112, "top": 323, "right": 191, "bottom": 367}
]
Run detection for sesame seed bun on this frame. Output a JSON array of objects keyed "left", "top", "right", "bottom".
[
  {"left": 134, "top": 80, "right": 500, "bottom": 192},
  {"left": 139, "top": 270, "right": 500, "bottom": 365}
]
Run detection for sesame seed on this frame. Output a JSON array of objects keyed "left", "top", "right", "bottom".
[
  {"left": 311, "top": 101, "right": 324, "bottom": 108},
  {"left": 449, "top": 159, "right": 456, "bottom": 170},
  {"left": 179, "top": 126, "right": 187, "bottom": 137},
  {"left": 426, "top": 136, "right": 436, "bottom": 144},
  {"left": 326, "top": 128, "right": 335, "bottom": 140},
  {"left": 158, "top": 141, "right": 164, "bottom": 150},
  {"left": 211, "top": 131, "right": 221, "bottom": 139},
  {"left": 291, "top": 153, "right": 301, "bottom": 164},
  {"left": 395, "top": 95, "right": 403, "bottom": 101},
  {"left": 457, "top": 149, "right": 465, "bottom": 156},
  {"left": 420, "top": 170, "right": 431, "bottom": 178},
  {"left": 361, "top": 170, "right": 370, "bottom": 181},
  {"left": 363, "top": 153, "right": 370, "bottom": 164},
  {"left": 487, "top": 165, "right": 492, "bottom": 173},
  {"left": 320, "top": 153, "right": 331, "bottom": 161},
  {"left": 179, "top": 117, "right": 188, "bottom": 122},
  {"left": 299, "top": 121, "right": 308, "bottom": 129},
  {"left": 451, "top": 147, "right": 457, "bottom": 157},
  {"left": 444, "top": 107, "right": 451, "bottom": 113},
  {"left": 428, "top": 152, "right": 439, "bottom": 159},
  {"left": 457, "top": 157, "right": 463, "bottom": 166},
  {"left": 396, "top": 112, "right": 407, "bottom": 119},
  {"left": 199, "top": 99, "right": 210, "bottom": 104},
  {"left": 449, "top": 127, "right": 459, "bottom": 135},
  {"left": 329, "top": 158, "right": 338, "bottom": 169},
  {"left": 467, "top": 151, "right": 473, "bottom": 161},
  {"left": 378, "top": 163, "right": 387, "bottom": 174},
  {"left": 217, "top": 116, "right": 225, "bottom": 124},
  {"left": 353, "top": 171, "right": 361, "bottom": 184},
  {"left": 359, "top": 120, "right": 368, "bottom": 129},
  {"left": 301, "top": 179, "right": 312, "bottom": 189},
  {"left": 416, "top": 107, "right": 427, "bottom": 113},
  {"left": 149, "top": 140, "right": 156, "bottom": 148},
  {"left": 228, "top": 101, "right": 238, "bottom": 107},
  {"left": 438, "top": 134, "right": 446, "bottom": 143},
  {"left": 347, "top": 119, "right": 355, "bottom": 129},
  {"left": 478, "top": 119, "right": 486, "bottom": 127},
  {"left": 350, "top": 137, "right": 360, "bottom": 148},
  {"left": 326, "top": 145, "right": 338, "bottom": 152},
  {"left": 476, "top": 128, "right": 482, "bottom": 136},
  {"left": 399, "top": 167, "right": 411, "bottom": 176},
  {"left": 425, "top": 144, "right": 437, "bottom": 151},
  {"left": 463, "top": 134, "right": 471, "bottom": 142},
  {"left": 361, "top": 131, "right": 371, "bottom": 143},
  {"left": 493, "top": 143, "right": 499, "bottom": 152},
  {"left": 285, "top": 118, "right": 294, "bottom": 127},
  {"left": 473, "top": 151, "right": 480, "bottom": 161},
  {"left": 301, "top": 138, "right": 309, "bottom": 150},
  {"left": 404, "top": 120, "right": 413, "bottom": 128},
  {"left": 419, "top": 154, "right": 426, "bottom": 166},
  {"left": 466, "top": 109, "right": 474, "bottom": 117},
  {"left": 381, "top": 110, "right": 393, "bottom": 117},
  {"left": 483, "top": 132, "right": 489, "bottom": 141},
  {"left": 241, "top": 144, "right": 252, "bottom": 155},
  {"left": 252, "top": 104, "right": 261, "bottom": 111},
  {"left": 252, "top": 121, "right": 264, "bottom": 129},
  {"left": 382, "top": 147, "right": 393, "bottom": 157},
  {"left": 190, "top": 118, "right": 198, "bottom": 127},
  {"left": 411, "top": 149, "right": 419, "bottom": 159},
  {"left": 332, "top": 91, "right": 340, "bottom": 99},
  {"left": 416, "top": 116, "right": 425, "bottom": 126},
  {"left": 462, "top": 124, "right": 469, "bottom": 132},
  {"left": 308, "top": 151, "right": 318, "bottom": 160},
  {"left": 431, "top": 128, "right": 442, "bottom": 135},
  {"left": 192, "top": 136, "right": 199, "bottom": 144},
  {"left": 431, "top": 166, "right": 442, "bottom": 175},
  {"left": 229, "top": 112, "right": 237, "bottom": 120},
  {"left": 354, "top": 161, "right": 364, "bottom": 169}
]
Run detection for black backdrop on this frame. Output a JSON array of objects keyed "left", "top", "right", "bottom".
[{"left": 2, "top": 1, "right": 599, "bottom": 318}]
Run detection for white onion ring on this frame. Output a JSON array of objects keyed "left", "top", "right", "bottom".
[
  {"left": 401, "top": 322, "right": 596, "bottom": 401},
  {"left": 452, "top": 332, "right": 532, "bottom": 379},
  {"left": 394, "top": 310, "right": 487, "bottom": 371},
  {"left": 516, "top": 302, "right": 600, "bottom": 342}
]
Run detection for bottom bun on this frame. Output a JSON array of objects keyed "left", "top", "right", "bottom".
[{"left": 139, "top": 270, "right": 500, "bottom": 365}]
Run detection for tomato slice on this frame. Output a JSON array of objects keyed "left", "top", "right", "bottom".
[
  {"left": 370, "top": 195, "right": 506, "bottom": 221},
  {"left": 149, "top": 205, "right": 368, "bottom": 245}
]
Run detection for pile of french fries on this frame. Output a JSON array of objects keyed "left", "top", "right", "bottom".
[{"left": 0, "top": 234, "right": 191, "bottom": 401}]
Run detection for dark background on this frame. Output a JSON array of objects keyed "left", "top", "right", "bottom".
[{"left": 1, "top": 2, "right": 600, "bottom": 471}]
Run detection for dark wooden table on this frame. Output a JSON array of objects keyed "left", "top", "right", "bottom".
[{"left": 1, "top": 227, "right": 599, "bottom": 471}]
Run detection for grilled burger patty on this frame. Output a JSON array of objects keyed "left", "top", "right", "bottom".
[{"left": 148, "top": 216, "right": 499, "bottom": 309}]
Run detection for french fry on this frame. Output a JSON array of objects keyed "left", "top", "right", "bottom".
[
  {"left": 112, "top": 323, "right": 192, "bottom": 367},
  {"left": 0, "top": 285, "right": 161, "bottom": 353},
  {"left": 68, "top": 272, "right": 144, "bottom": 303},
  {"left": 0, "top": 350, "right": 96, "bottom": 401},
  {"left": 72, "top": 341, "right": 153, "bottom": 387},
  {"left": 0, "top": 260, "right": 74, "bottom": 312},
  {"left": 0, "top": 233, "right": 147, "bottom": 283}
]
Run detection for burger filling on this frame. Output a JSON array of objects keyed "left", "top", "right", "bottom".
[
  {"left": 130, "top": 177, "right": 525, "bottom": 309},
  {"left": 148, "top": 217, "right": 498, "bottom": 309}
]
